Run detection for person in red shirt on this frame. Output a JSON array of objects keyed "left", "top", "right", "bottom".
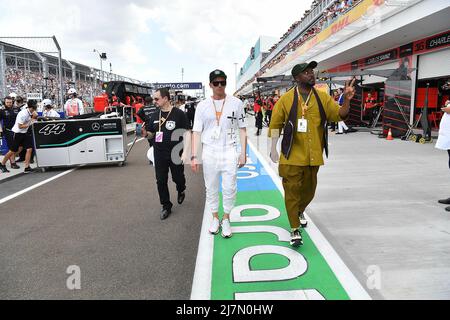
[
  {"left": 364, "top": 92, "right": 380, "bottom": 125},
  {"left": 254, "top": 93, "right": 263, "bottom": 136},
  {"left": 265, "top": 95, "right": 276, "bottom": 126},
  {"left": 134, "top": 97, "right": 145, "bottom": 136},
  {"left": 111, "top": 92, "right": 120, "bottom": 107}
]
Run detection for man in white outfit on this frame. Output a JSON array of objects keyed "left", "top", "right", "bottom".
[
  {"left": 436, "top": 100, "right": 450, "bottom": 212},
  {"left": 337, "top": 88, "right": 349, "bottom": 134},
  {"left": 191, "top": 69, "right": 248, "bottom": 238}
]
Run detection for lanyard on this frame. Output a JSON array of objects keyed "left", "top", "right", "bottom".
[
  {"left": 212, "top": 97, "right": 226, "bottom": 126},
  {"left": 296, "top": 87, "right": 312, "bottom": 118},
  {"left": 159, "top": 107, "right": 173, "bottom": 132}
]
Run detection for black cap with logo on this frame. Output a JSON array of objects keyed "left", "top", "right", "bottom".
[
  {"left": 210, "top": 69, "right": 227, "bottom": 83},
  {"left": 291, "top": 61, "right": 318, "bottom": 78}
]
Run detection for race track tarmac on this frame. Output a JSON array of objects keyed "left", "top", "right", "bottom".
[{"left": 0, "top": 138, "right": 206, "bottom": 300}]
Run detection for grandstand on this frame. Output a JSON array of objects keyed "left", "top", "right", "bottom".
[
  {"left": 237, "top": 0, "right": 363, "bottom": 94},
  {"left": 0, "top": 39, "right": 146, "bottom": 107}
]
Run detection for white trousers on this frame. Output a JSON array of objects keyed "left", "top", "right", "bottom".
[
  {"left": 202, "top": 145, "right": 239, "bottom": 214},
  {"left": 338, "top": 121, "right": 349, "bottom": 133}
]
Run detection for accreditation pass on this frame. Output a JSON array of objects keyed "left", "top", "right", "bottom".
[{"left": 298, "top": 118, "right": 308, "bottom": 133}]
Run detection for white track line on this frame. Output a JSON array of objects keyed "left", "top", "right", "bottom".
[
  {"left": 0, "top": 169, "right": 77, "bottom": 205},
  {"left": 190, "top": 203, "right": 214, "bottom": 300},
  {"left": 0, "top": 138, "right": 144, "bottom": 206},
  {"left": 248, "top": 140, "right": 372, "bottom": 300}
]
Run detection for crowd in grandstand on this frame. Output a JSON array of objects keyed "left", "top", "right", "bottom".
[
  {"left": 238, "top": 0, "right": 361, "bottom": 93},
  {"left": 4, "top": 67, "right": 103, "bottom": 105}
]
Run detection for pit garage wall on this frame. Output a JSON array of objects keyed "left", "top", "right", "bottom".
[
  {"left": 327, "top": 30, "right": 450, "bottom": 128},
  {"left": 384, "top": 78, "right": 413, "bottom": 138}
]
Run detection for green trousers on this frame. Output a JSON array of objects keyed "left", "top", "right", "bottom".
[{"left": 279, "top": 165, "right": 320, "bottom": 230}]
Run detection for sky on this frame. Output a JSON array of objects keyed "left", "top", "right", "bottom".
[{"left": 0, "top": 0, "right": 314, "bottom": 94}]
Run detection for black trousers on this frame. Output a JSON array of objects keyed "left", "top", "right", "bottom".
[
  {"left": 154, "top": 151, "right": 186, "bottom": 210},
  {"left": 448, "top": 150, "right": 450, "bottom": 170},
  {"left": 265, "top": 110, "right": 272, "bottom": 126},
  {"left": 255, "top": 112, "right": 263, "bottom": 129}
]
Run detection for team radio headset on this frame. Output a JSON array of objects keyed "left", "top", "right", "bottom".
[
  {"left": 211, "top": 96, "right": 226, "bottom": 140},
  {"left": 297, "top": 86, "right": 313, "bottom": 133},
  {"left": 155, "top": 108, "right": 174, "bottom": 143}
]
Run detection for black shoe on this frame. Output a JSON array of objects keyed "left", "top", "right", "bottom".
[
  {"left": 30, "top": 159, "right": 35, "bottom": 164},
  {"left": 290, "top": 229, "right": 303, "bottom": 247},
  {"left": 160, "top": 207, "right": 172, "bottom": 220},
  {"left": 178, "top": 191, "right": 186, "bottom": 205},
  {"left": 446, "top": 207, "right": 450, "bottom": 212},
  {"left": 438, "top": 198, "right": 450, "bottom": 205},
  {"left": 10, "top": 163, "right": 20, "bottom": 170},
  {"left": 0, "top": 164, "right": 10, "bottom": 173},
  {"left": 24, "top": 167, "right": 35, "bottom": 174}
]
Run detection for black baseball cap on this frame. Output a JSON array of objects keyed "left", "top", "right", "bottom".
[
  {"left": 292, "top": 61, "right": 318, "bottom": 78},
  {"left": 210, "top": 69, "right": 227, "bottom": 83}
]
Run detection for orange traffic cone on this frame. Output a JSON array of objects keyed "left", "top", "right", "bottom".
[{"left": 387, "top": 128, "right": 394, "bottom": 141}]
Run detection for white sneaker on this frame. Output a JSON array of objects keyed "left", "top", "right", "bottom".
[
  {"left": 209, "top": 217, "right": 220, "bottom": 235},
  {"left": 299, "top": 212, "right": 308, "bottom": 228},
  {"left": 221, "top": 219, "right": 232, "bottom": 238}
]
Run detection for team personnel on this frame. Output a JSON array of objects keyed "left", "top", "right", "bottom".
[
  {"left": 0, "top": 100, "right": 39, "bottom": 174},
  {"left": 139, "top": 96, "right": 159, "bottom": 165},
  {"left": 0, "top": 96, "right": 21, "bottom": 169},
  {"left": 184, "top": 99, "right": 197, "bottom": 130},
  {"left": 138, "top": 96, "right": 158, "bottom": 145},
  {"left": 269, "top": 62, "right": 354, "bottom": 247},
  {"left": 191, "top": 69, "right": 248, "bottom": 239},
  {"left": 15, "top": 96, "right": 26, "bottom": 110},
  {"left": 265, "top": 95, "right": 275, "bottom": 126},
  {"left": 42, "top": 99, "right": 61, "bottom": 118},
  {"left": 254, "top": 93, "right": 263, "bottom": 136},
  {"left": 64, "top": 88, "right": 85, "bottom": 117},
  {"left": 146, "top": 88, "right": 190, "bottom": 220}
]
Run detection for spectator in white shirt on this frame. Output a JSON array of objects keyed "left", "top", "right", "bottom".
[
  {"left": 42, "top": 99, "right": 61, "bottom": 118},
  {"left": 0, "top": 100, "right": 38, "bottom": 174}
]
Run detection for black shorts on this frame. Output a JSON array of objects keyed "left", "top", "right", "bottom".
[
  {"left": 10, "top": 132, "right": 33, "bottom": 152},
  {"left": 4, "top": 130, "right": 14, "bottom": 150}
]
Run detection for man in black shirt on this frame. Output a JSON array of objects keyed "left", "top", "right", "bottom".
[
  {"left": 0, "top": 96, "right": 21, "bottom": 169},
  {"left": 138, "top": 96, "right": 159, "bottom": 166},
  {"left": 184, "top": 100, "right": 196, "bottom": 130},
  {"left": 137, "top": 97, "right": 158, "bottom": 126},
  {"left": 145, "top": 88, "right": 190, "bottom": 220}
]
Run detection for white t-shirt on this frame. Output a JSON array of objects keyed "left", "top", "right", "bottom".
[
  {"left": 43, "top": 109, "right": 61, "bottom": 118},
  {"left": 436, "top": 112, "right": 450, "bottom": 150},
  {"left": 12, "top": 109, "right": 33, "bottom": 134},
  {"left": 64, "top": 98, "right": 85, "bottom": 117},
  {"left": 193, "top": 96, "right": 247, "bottom": 148}
]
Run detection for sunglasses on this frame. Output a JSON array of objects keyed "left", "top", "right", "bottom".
[{"left": 212, "top": 81, "right": 227, "bottom": 87}]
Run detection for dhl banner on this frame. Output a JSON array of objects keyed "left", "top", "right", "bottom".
[{"left": 271, "top": 0, "right": 386, "bottom": 73}]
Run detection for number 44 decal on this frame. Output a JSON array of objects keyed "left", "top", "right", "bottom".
[{"left": 39, "top": 123, "right": 67, "bottom": 136}]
